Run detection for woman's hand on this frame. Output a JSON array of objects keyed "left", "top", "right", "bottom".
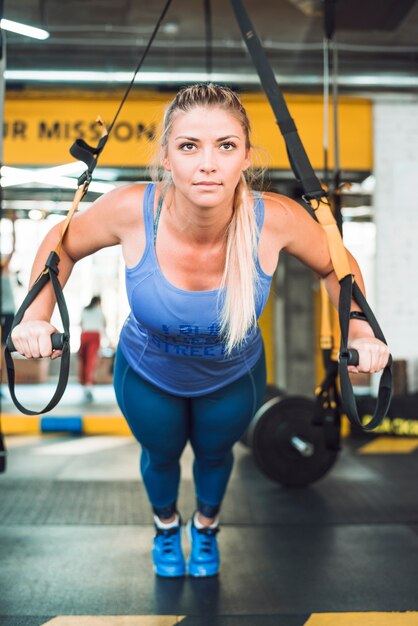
[
  {"left": 11, "top": 320, "right": 63, "bottom": 360},
  {"left": 346, "top": 336, "right": 390, "bottom": 374}
]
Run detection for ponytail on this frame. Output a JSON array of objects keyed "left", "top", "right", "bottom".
[{"left": 219, "top": 173, "right": 259, "bottom": 355}]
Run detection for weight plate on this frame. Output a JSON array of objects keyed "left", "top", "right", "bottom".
[
  {"left": 251, "top": 395, "right": 339, "bottom": 487},
  {"left": 240, "top": 384, "right": 283, "bottom": 447}
]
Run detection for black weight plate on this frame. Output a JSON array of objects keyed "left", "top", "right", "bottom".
[
  {"left": 264, "top": 384, "right": 283, "bottom": 404},
  {"left": 252, "top": 395, "right": 338, "bottom": 487},
  {"left": 240, "top": 384, "right": 283, "bottom": 447}
]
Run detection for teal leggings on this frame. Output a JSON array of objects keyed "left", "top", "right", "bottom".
[{"left": 113, "top": 345, "right": 266, "bottom": 519}]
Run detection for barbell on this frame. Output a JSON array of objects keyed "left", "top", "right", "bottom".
[{"left": 241, "top": 385, "right": 339, "bottom": 487}]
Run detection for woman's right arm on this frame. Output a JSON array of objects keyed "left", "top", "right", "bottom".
[{"left": 11, "top": 183, "right": 145, "bottom": 359}]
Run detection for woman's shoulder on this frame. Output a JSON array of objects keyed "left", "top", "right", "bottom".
[
  {"left": 259, "top": 190, "right": 296, "bottom": 210},
  {"left": 68, "top": 182, "right": 152, "bottom": 246},
  {"left": 103, "top": 181, "right": 150, "bottom": 208},
  {"left": 89, "top": 182, "right": 152, "bottom": 227},
  {"left": 257, "top": 191, "right": 299, "bottom": 227},
  {"left": 254, "top": 191, "right": 307, "bottom": 250}
]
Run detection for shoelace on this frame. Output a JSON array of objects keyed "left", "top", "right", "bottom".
[
  {"left": 196, "top": 526, "right": 219, "bottom": 554},
  {"left": 156, "top": 527, "right": 180, "bottom": 554}
]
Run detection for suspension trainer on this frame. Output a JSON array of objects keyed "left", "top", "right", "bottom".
[
  {"left": 311, "top": 0, "right": 345, "bottom": 453},
  {"left": 4, "top": 0, "right": 174, "bottom": 415},
  {"left": 229, "top": 0, "right": 392, "bottom": 432}
]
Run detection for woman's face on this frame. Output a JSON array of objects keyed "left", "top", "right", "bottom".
[{"left": 162, "top": 106, "right": 251, "bottom": 208}]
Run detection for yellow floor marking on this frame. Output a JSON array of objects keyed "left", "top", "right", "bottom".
[
  {"left": 83, "top": 415, "right": 131, "bottom": 436},
  {"left": 358, "top": 437, "right": 418, "bottom": 455},
  {"left": 2, "top": 414, "right": 40, "bottom": 435},
  {"left": 43, "top": 617, "right": 186, "bottom": 626},
  {"left": 305, "top": 612, "right": 418, "bottom": 625}
]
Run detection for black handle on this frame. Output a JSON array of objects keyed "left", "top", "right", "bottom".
[
  {"left": 6, "top": 332, "right": 66, "bottom": 353},
  {"left": 343, "top": 349, "right": 359, "bottom": 367},
  {"left": 4, "top": 252, "right": 71, "bottom": 416},
  {"left": 341, "top": 348, "right": 393, "bottom": 369}
]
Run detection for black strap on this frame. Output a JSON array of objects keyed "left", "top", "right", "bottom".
[
  {"left": 229, "top": 0, "right": 326, "bottom": 203},
  {"left": 312, "top": 353, "right": 341, "bottom": 451},
  {"left": 70, "top": 134, "right": 109, "bottom": 186},
  {"left": 4, "top": 252, "right": 70, "bottom": 415},
  {"left": 338, "top": 276, "right": 393, "bottom": 430},
  {"left": 230, "top": 0, "right": 392, "bottom": 431}
]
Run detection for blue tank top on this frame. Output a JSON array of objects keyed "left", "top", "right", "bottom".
[{"left": 118, "top": 183, "right": 273, "bottom": 396}]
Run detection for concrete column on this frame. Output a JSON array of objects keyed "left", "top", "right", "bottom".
[
  {"left": 275, "top": 251, "right": 316, "bottom": 396},
  {"left": 374, "top": 99, "right": 418, "bottom": 392}
]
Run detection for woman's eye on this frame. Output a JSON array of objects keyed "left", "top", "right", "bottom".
[
  {"left": 220, "top": 142, "right": 236, "bottom": 151},
  {"left": 180, "top": 143, "right": 196, "bottom": 151}
]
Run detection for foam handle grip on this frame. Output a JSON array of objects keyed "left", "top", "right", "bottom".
[
  {"left": 345, "top": 349, "right": 359, "bottom": 366},
  {"left": 6, "top": 332, "right": 65, "bottom": 353}
]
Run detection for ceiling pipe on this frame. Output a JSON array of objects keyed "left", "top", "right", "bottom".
[{"left": 5, "top": 68, "right": 418, "bottom": 90}]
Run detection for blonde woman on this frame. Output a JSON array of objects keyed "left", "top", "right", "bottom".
[{"left": 11, "top": 84, "right": 390, "bottom": 578}]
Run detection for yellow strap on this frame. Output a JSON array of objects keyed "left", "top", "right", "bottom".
[
  {"left": 54, "top": 116, "right": 108, "bottom": 258},
  {"left": 320, "top": 281, "right": 333, "bottom": 349},
  {"left": 54, "top": 183, "right": 89, "bottom": 257},
  {"left": 319, "top": 281, "right": 341, "bottom": 361},
  {"left": 315, "top": 198, "right": 352, "bottom": 281},
  {"left": 331, "top": 304, "right": 340, "bottom": 361},
  {"left": 317, "top": 192, "right": 349, "bottom": 362}
]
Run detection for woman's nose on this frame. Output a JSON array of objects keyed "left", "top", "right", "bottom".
[{"left": 199, "top": 149, "right": 217, "bottom": 171}]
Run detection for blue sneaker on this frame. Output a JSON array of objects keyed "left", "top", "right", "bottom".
[
  {"left": 152, "top": 524, "right": 186, "bottom": 578},
  {"left": 187, "top": 518, "right": 220, "bottom": 577}
]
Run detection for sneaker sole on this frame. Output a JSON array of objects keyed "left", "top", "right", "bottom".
[
  {"left": 153, "top": 564, "right": 186, "bottom": 578},
  {"left": 188, "top": 561, "right": 219, "bottom": 577}
]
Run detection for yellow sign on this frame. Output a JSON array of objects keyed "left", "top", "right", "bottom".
[
  {"left": 4, "top": 90, "right": 372, "bottom": 170},
  {"left": 359, "top": 436, "right": 418, "bottom": 454}
]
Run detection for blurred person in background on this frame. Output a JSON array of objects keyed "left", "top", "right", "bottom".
[{"left": 78, "top": 295, "right": 106, "bottom": 402}]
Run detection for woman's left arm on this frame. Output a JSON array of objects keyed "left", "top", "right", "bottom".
[{"left": 264, "top": 193, "right": 390, "bottom": 374}]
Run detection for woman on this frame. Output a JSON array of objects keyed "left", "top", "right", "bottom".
[
  {"left": 10, "top": 83, "right": 390, "bottom": 578},
  {"left": 78, "top": 295, "right": 106, "bottom": 402}
]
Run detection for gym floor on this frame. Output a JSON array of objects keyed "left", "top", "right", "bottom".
[{"left": 1, "top": 384, "right": 418, "bottom": 626}]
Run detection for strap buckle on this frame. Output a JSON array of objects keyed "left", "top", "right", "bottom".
[
  {"left": 77, "top": 170, "right": 92, "bottom": 187},
  {"left": 302, "top": 191, "right": 328, "bottom": 210},
  {"left": 45, "top": 251, "right": 60, "bottom": 274}
]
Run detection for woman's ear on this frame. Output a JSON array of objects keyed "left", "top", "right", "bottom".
[
  {"left": 242, "top": 149, "right": 251, "bottom": 172},
  {"left": 160, "top": 147, "right": 171, "bottom": 172},
  {"left": 162, "top": 157, "right": 171, "bottom": 172}
]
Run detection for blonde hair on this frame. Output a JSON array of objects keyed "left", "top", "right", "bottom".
[{"left": 152, "top": 83, "right": 261, "bottom": 355}]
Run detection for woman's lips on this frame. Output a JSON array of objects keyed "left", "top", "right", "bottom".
[{"left": 194, "top": 181, "right": 221, "bottom": 186}]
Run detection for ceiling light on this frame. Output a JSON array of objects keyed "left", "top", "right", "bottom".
[
  {"left": 0, "top": 18, "right": 50, "bottom": 40},
  {"left": 28, "top": 209, "right": 45, "bottom": 221},
  {"left": 161, "top": 22, "right": 179, "bottom": 35},
  {"left": 4, "top": 70, "right": 223, "bottom": 83}
]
